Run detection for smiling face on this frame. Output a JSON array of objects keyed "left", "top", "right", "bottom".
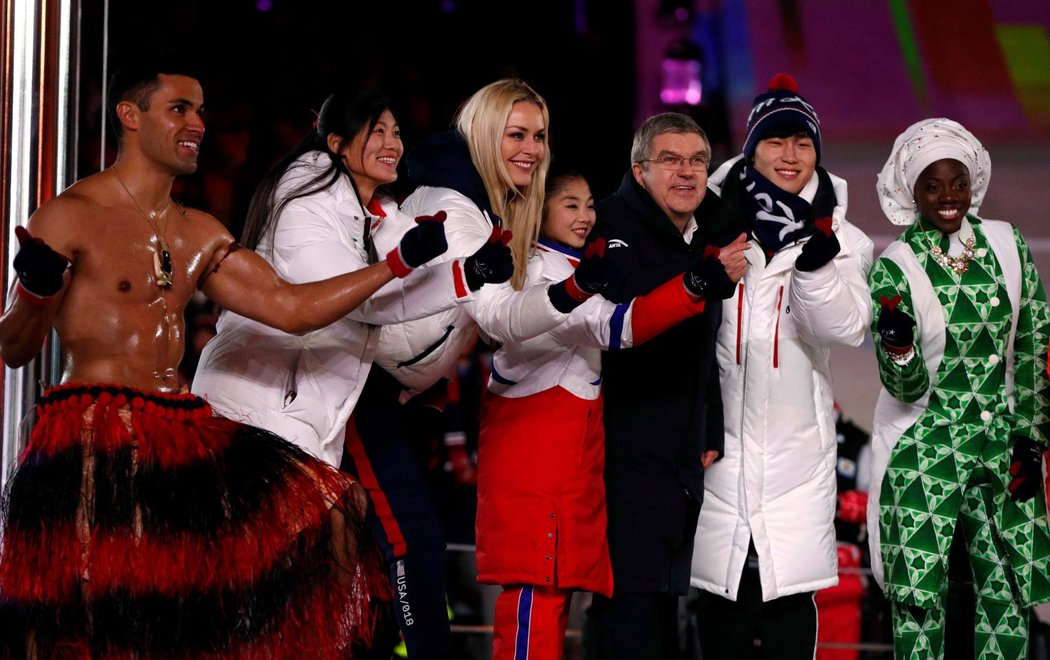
[
  {"left": 500, "top": 101, "right": 546, "bottom": 188},
  {"left": 752, "top": 132, "right": 816, "bottom": 195},
  {"left": 342, "top": 109, "right": 402, "bottom": 202},
  {"left": 542, "top": 176, "right": 595, "bottom": 249},
  {"left": 913, "top": 158, "right": 972, "bottom": 234},
  {"left": 631, "top": 131, "right": 709, "bottom": 230},
  {"left": 132, "top": 73, "right": 205, "bottom": 175}
]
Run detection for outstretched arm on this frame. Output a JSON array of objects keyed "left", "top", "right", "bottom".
[
  {"left": 202, "top": 213, "right": 448, "bottom": 334},
  {"left": 201, "top": 245, "right": 397, "bottom": 335}
]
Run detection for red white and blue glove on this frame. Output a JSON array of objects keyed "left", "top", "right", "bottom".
[
  {"left": 386, "top": 211, "right": 449, "bottom": 278},
  {"left": 795, "top": 216, "right": 840, "bottom": 272},
  {"left": 13, "top": 226, "right": 69, "bottom": 306},
  {"left": 548, "top": 238, "right": 611, "bottom": 313},
  {"left": 463, "top": 225, "right": 514, "bottom": 291}
]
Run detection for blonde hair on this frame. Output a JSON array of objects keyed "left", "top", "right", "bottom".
[{"left": 455, "top": 78, "right": 550, "bottom": 289}]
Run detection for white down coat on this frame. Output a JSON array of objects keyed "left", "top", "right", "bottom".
[
  {"left": 191, "top": 153, "right": 475, "bottom": 467},
  {"left": 374, "top": 185, "right": 570, "bottom": 397},
  {"left": 690, "top": 156, "right": 874, "bottom": 601}
]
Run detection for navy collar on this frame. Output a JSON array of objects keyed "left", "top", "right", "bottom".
[
  {"left": 538, "top": 236, "right": 582, "bottom": 260},
  {"left": 404, "top": 130, "right": 493, "bottom": 216}
]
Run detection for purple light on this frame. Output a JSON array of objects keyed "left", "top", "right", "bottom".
[
  {"left": 256, "top": 0, "right": 272, "bottom": 11},
  {"left": 660, "top": 58, "right": 703, "bottom": 106}
]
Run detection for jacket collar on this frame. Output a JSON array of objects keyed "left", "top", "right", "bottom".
[
  {"left": 614, "top": 172, "right": 692, "bottom": 245},
  {"left": 404, "top": 130, "right": 493, "bottom": 215},
  {"left": 537, "top": 236, "right": 582, "bottom": 261},
  {"left": 613, "top": 171, "right": 746, "bottom": 249},
  {"left": 284, "top": 151, "right": 365, "bottom": 211}
]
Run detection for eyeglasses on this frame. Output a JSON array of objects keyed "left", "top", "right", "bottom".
[{"left": 638, "top": 154, "right": 711, "bottom": 171}]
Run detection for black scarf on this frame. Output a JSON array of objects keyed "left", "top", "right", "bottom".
[{"left": 737, "top": 164, "right": 815, "bottom": 255}]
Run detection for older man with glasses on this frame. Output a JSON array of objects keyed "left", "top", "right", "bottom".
[{"left": 585, "top": 111, "right": 749, "bottom": 659}]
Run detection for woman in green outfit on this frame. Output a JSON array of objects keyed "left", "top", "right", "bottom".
[{"left": 867, "top": 118, "right": 1050, "bottom": 659}]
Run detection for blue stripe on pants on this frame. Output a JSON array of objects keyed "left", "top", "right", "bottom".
[{"left": 516, "top": 586, "right": 534, "bottom": 659}]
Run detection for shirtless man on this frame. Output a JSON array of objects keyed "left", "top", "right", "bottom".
[
  {"left": 0, "top": 69, "right": 431, "bottom": 385},
  {"left": 0, "top": 55, "right": 446, "bottom": 657}
]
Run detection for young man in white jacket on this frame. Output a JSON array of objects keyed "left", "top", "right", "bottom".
[{"left": 688, "top": 73, "right": 874, "bottom": 659}]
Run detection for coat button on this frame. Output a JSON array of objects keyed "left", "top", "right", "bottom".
[
  {"left": 549, "top": 513, "right": 556, "bottom": 518},
  {"left": 980, "top": 410, "right": 992, "bottom": 421},
  {"left": 545, "top": 577, "right": 551, "bottom": 583},
  {"left": 546, "top": 555, "right": 552, "bottom": 561},
  {"left": 990, "top": 296, "right": 1000, "bottom": 307},
  {"left": 547, "top": 533, "right": 553, "bottom": 539},
  {"left": 989, "top": 354, "right": 999, "bottom": 365}
]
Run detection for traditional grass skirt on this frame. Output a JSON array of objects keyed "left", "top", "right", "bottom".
[{"left": 0, "top": 383, "right": 389, "bottom": 658}]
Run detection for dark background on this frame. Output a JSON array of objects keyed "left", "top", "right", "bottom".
[{"left": 80, "top": 0, "right": 640, "bottom": 234}]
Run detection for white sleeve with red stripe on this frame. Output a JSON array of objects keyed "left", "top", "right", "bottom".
[{"left": 789, "top": 218, "right": 873, "bottom": 348}]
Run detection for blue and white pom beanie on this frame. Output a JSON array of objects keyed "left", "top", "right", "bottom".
[{"left": 742, "top": 73, "right": 821, "bottom": 164}]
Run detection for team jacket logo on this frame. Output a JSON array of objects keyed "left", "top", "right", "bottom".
[
  {"left": 606, "top": 239, "right": 629, "bottom": 249},
  {"left": 396, "top": 559, "right": 414, "bottom": 626}
]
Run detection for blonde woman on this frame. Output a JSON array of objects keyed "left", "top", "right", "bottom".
[
  {"left": 373, "top": 78, "right": 605, "bottom": 395},
  {"left": 357, "top": 79, "right": 609, "bottom": 658}
]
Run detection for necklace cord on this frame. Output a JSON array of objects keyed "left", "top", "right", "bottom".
[{"left": 112, "top": 166, "right": 174, "bottom": 288}]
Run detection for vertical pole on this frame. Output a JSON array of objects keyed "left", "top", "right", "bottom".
[{"left": 1, "top": 0, "right": 79, "bottom": 486}]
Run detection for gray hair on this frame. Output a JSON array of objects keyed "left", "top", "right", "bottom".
[{"left": 630, "top": 112, "right": 709, "bottom": 165}]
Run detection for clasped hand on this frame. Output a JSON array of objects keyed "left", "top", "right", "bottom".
[
  {"left": 13, "top": 226, "right": 69, "bottom": 297},
  {"left": 683, "top": 234, "right": 747, "bottom": 300},
  {"left": 388, "top": 211, "right": 449, "bottom": 278}
]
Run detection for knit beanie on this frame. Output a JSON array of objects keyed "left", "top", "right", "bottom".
[{"left": 742, "top": 73, "right": 821, "bottom": 164}]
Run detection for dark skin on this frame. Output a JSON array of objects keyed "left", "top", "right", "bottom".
[
  {"left": 913, "top": 158, "right": 972, "bottom": 235},
  {"left": 0, "top": 74, "right": 401, "bottom": 392}
]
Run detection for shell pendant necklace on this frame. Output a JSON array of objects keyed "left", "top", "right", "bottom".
[{"left": 113, "top": 167, "right": 174, "bottom": 288}]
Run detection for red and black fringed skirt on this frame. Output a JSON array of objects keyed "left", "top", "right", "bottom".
[{"left": 0, "top": 383, "right": 390, "bottom": 658}]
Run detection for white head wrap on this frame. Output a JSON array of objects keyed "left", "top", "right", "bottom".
[{"left": 876, "top": 118, "right": 991, "bottom": 226}]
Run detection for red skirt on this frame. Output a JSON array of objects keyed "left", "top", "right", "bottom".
[
  {"left": 475, "top": 387, "right": 613, "bottom": 597},
  {"left": 0, "top": 383, "right": 389, "bottom": 658}
]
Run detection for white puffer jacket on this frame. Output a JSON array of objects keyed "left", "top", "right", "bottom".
[
  {"left": 690, "top": 155, "right": 874, "bottom": 602},
  {"left": 192, "top": 153, "right": 474, "bottom": 466},
  {"left": 374, "top": 185, "right": 570, "bottom": 397}
]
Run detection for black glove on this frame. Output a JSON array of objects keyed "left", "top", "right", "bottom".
[
  {"left": 876, "top": 295, "right": 915, "bottom": 350},
  {"left": 548, "top": 239, "right": 610, "bottom": 313},
  {"left": 387, "top": 211, "right": 449, "bottom": 278},
  {"left": 14, "top": 225, "right": 68, "bottom": 297},
  {"left": 464, "top": 225, "right": 514, "bottom": 291},
  {"left": 683, "top": 245, "right": 735, "bottom": 300},
  {"left": 1008, "top": 436, "right": 1045, "bottom": 503},
  {"left": 795, "top": 216, "right": 841, "bottom": 272}
]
